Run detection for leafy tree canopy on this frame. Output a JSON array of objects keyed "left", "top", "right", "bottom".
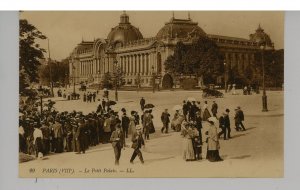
[
  {"left": 164, "top": 36, "right": 224, "bottom": 84},
  {"left": 19, "top": 19, "right": 46, "bottom": 94}
]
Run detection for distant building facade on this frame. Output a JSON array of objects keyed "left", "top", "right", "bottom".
[{"left": 68, "top": 12, "right": 274, "bottom": 88}]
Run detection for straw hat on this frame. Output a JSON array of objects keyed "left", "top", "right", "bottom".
[{"left": 135, "top": 125, "right": 142, "bottom": 130}]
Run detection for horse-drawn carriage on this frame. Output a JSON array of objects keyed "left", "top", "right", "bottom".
[
  {"left": 79, "top": 84, "right": 87, "bottom": 91},
  {"left": 202, "top": 87, "right": 224, "bottom": 98}
]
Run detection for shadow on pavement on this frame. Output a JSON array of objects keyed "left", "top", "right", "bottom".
[
  {"left": 229, "top": 155, "right": 251, "bottom": 159},
  {"left": 230, "top": 133, "right": 248, "bottom": 139},
  {"left": 144, "top": 156, "right": 175, "bottom": 164},
  {"left": 245, "top": 127, "right": 256, "bottom": 131}
]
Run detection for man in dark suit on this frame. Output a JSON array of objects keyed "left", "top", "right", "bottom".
[
  {"left": 218, "top": 113, "right": 227, "bottom": 140},
  {"left": 101, "top": 99, "right": 106, "bottom": 110},
  {"left": 234, "top": 107, "right": 246, "bottom": 131},
  {"left": 53, "top": 118, "right": 64, "bottom": 153},
  {"left": 110, "top": 125, "right": 125, "bottom": 165},
  {"left": 75, "top": 119, "right": 86, "bottom": 154},
  {"left": 140, "top": 97, "right": 146, "bottom": 111},
  {"left": 130, "top": 125, "right": 145, "bottom": 164},
  {"left": 161, "top": 109, "right": 170, "bottom": 133},
  {"left": 121, "top": 112, "right": 130, "bottom": 138},
  {"left": 189, "top": 101, "right": 199, "bottom": 122},
  {"left": 211, "top": 101, "right": 218, "bottom": 118},
  {"left": 224, "top": 109, "right": 231, "bottom": 139}
]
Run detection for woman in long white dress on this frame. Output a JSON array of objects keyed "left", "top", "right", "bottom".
[
  {"left": 181, "top": 122, "right": 195, "bottom": 161},
  {"left": 128, "top": 115, "right": 136, "bottom": 137}
]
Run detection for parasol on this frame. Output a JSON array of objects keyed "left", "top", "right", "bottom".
[{"left": 172, "top": 105, "right": 182, "bottom": 111}]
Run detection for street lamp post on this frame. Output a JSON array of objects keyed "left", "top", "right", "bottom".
[
  {"left": 224, "top": 61, "right": 227, "bottom": 93},
  {"left": 260, "top": 45, "right": 268, "bottom": 112},
  {"left": 72, "top": 65, "right": 76, "bottom": 94},
  {"left": 47, "top": 39, "right": 54, "bottom": 97},
  {"left": 48, "top": 60, "right": 54, "bottom": 97},
  {"left": 152, "top": 66, "right": 155, "bottom": 93}
]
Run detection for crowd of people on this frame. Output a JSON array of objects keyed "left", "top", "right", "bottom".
[
  {"left": 19, "top": 91, "right": 246, "bottom": 165},
  {"left": 167, "top": 98, "right": 246, "bottom": 162},
  {"left": 83, "top": 91, "right": 97, "bottom": 103},
  {"left": 19, "top": 95, "right": 156, "bottom": 165}
]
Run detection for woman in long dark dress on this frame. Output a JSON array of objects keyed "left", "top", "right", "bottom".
[
  {"left": 206, "top": 119, "right": 223, "bottom": 162},
  {"left": 202, "top": 101, "right": 211, "bottom": 121}
]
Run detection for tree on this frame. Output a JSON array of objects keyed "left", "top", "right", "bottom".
[
  {"left": 39, "top": 59, "right": 69, "bottom": 86},
  {"left": 19, "top": 19, "right": 46, "bottom": 95},
  {"left": 164, "top": 36, "right": 223, "bottom": 85},
  {"left": 101, "top": 72, "right": 113, "bottom": 89},
  {"left": 112, "top": 62, "right": 125, "bottom": 101},
  {"left": 253, "top": 49, "right": 284, "bottom": 88}
]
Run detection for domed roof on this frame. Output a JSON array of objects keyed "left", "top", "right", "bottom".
[
  {"left": 107, "top": 12, "right": 143, "bottom": 46},
  {"left": 156, "top": 16, "right": 206, "bottom": 39},
  {"left": 249, "top": 24, "right": 273, "bottom": 47}
]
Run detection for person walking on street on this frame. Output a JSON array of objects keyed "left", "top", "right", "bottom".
[
  {"left": 140, "top": 97, "right": 145, "bottom": 111},
  {"left": 130, "top": 125, "right": 145, "bottom": 164},
  {"left": 161, "top": 109, "right": 170, "bottom": 134},
  {"left": 211, "top": 101, "right": 218, "bottom": 118},
  {"left": 218, "top": 113, "right": 227, "bottom": 140},
  {"left": 110, "top": 125, "right": 125, "bottom": 165},
  {"left": 121, "top": 112, "right": 130, "bottom": 138},
  {"left": 224, "top": 109, "right": 231, "bottom": 139},
  {"left": 142, "top": 110, "right": 151, "bottom": 140},
  {"left": 234, "top": 106, "right": 246, "bottom": 131}
]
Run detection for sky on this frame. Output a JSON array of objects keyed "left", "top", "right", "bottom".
[{"left": 20, "top": 11, "right": 284, "bottom": 61}]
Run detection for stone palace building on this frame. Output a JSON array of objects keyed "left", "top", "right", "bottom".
[{"left": 68, "top": 12, "right": 274, "bottom": 88}]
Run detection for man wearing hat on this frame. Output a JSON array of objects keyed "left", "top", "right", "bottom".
[
  {"left": 218, "top": 112, "right": 227, "bottom": 140},
  {"left": 161, "top": 109, "right": 170, "bottom": 134},
  {"left": 110, "top": 124, "right": 125, "bottom": 165},
  {"left": 140, "top": 97, "right": 145, "bottom": 111},
  {"left": 40, "top": 120, "right": 50, "bottom": 155},
  {"left": 224, "top": 109, "right": 231, "bottom": 139},
  {"left": 75, "top": 118, "right": 86, "bottom": 154},
  {"left": 211, "top": 101, "right": 218, "bottom": 118},
  {"left": 234, "top": 107, "right": 246, "bottom": 131},
  {"left": 53, "top": 117, "right": 64, "bottom": 153},
  {"left": 33, "top": 122, "right": 43, "bottom": 158},
  {"left": 121, "top": 112, "right": 130, "bottom": 138},
  {"left": 130, "top": 125, "right": 145, "bottom": 164}
]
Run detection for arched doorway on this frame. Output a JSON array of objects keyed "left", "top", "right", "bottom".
[{"left": 162, "top": 74, "right": 174, "bottom": 89}]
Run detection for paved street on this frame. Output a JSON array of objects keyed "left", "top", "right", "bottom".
[{"left": 19, "top": 89, "right": 283, "bottom": 177}]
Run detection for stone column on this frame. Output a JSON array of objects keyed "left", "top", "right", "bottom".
[
  {"left": 134, "top": 55, "right": 136, "bottom": 75},
  {"left": 141, "top": 54, "right": 144, "bottom": 75},
  {"left": 137, "top": 54, "right": 140, "bottom": 74},
  {"left": 146, "top": 53, "right": 149, "bottom": 75}
]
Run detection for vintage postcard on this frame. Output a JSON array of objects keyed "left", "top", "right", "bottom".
[{"left": 19, "top": 11, "right": 284, "bottom": 178}]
